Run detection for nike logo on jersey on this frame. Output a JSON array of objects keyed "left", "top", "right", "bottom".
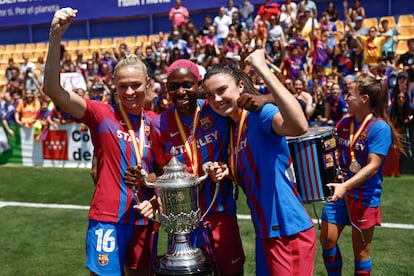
[
  {"left": 170, "top": 131, "right": 180, "bottom": 137},
  {"left": 119, "top": 120, "right": 126, "bottom": 126},
  {"left": 357, "top": 219, "right": 367, "bottom": 223}
]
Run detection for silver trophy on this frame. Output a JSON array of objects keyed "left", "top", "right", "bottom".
[{"left": 140, "top": 148, "right": 218, "bottom": 275}]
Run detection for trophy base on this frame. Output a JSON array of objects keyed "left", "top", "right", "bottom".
[{"left": 153, "top": 256, "right": 214, "bottom": 276}]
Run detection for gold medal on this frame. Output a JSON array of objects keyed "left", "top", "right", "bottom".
[{"left": 349, "top": 160, "right": 361, "bottom": 174}]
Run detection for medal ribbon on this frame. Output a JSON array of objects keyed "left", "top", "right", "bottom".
[
  {"left": 119, "top": 103, "right": 145, "bottom": 166},
  {"left": 349, "top": 113, "right": 373, "bottom": 166},
  {"left": 229, "top": 109, "right": 248, "bottom": 185},
  {"left": 174, "top": 106, "right": 200, "bottom": 175}
]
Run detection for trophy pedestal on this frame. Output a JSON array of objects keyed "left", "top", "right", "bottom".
[
  {"left": 154, "top": 256, "right": 214, "bottom": 276},
  {"left": 153, "top": 233, "right": 214, "bottom": 276}
]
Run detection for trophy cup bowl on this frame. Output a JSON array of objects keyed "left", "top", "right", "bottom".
[{"left": 141, "top": 148, "right": 217, "bottom": 275}]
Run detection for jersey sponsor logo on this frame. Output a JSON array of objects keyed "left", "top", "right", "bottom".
[
  {"left": 98, "top": 254, "right": 109, "bottom": 266},
  {"left": 171, "top": 130, "right": 220, "bottom": 154}
]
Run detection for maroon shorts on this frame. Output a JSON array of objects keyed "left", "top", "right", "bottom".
[
  {"left": 205, "top": 213, "right": 245, "bottom": 275},
  {"left": 126, "top": 223, "right": 158, "bottom": 270},
  {"left": 348, "top": 197, "right": 381, "bottom": 230},
  {"left": 261, "top": 227, "right": 316, "bottom": 276}
]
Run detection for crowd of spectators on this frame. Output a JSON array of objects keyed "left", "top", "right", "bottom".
[{"left": 1, "top": 0, "right": 414, "bottom": 172}]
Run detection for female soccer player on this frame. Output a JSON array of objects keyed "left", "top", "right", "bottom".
[
  {"left": 146, "top": 59, "right": 245, "bottom": 275},
  {"left": 44, "top": 8, "right": 156, "bottom": 276},
  {"left": 320, "top": 76, "right": 405, "bottom": 275},
  {"left": 203, "top": 49, "right": 316, "bottom": 276}
]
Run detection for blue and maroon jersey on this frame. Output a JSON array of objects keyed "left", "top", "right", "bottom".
[
  {"left": 81, "top": 99, "right": 155, "bottom": 225},
  {"left": 333, "top": 50, "right": 357, "bottom": 77},
  {"left": 336, "top": 115, "right": 391, "bottom": 207},
  {"left": 234, "top": 103, "right": 313, "bottom": 239},
  {"left": 312, "top": 38, "right": 331, "bottom": 68},
  {"left": 284, "top": 56, "right": 303, "bottom": 81},
  {"left": 151, "top": 100, "right": 236, "bottom": 216},
  {"left": 327, "top": 94, "right": 348, "bottom": 124}
]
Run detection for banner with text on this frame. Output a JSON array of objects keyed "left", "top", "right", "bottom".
[{"left": 19, "top": 124, "right": 93, "bottom": 168}]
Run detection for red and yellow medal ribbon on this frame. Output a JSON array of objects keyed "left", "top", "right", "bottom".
[
  {"left": 119, "top": 103, "right": 145, "bottom": 166},
  {"left": 174, "top": 106, "right": 200, "bottom": 175},
  {"left": 349, "top": 113, "right": 373, "bottom": 164},
  {"left": 229, "top": 109, "right": 248, "bottom": 185}
]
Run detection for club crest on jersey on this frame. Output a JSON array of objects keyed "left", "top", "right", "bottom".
[
  {"left": 145, "top": 125, "right": 150, "bottom": 135},
  {"left": 200, "top": 117, "right": 212, "bottom": 129},
  {"left": 98, "top": 254, "right": 109, "bottom": 266}
]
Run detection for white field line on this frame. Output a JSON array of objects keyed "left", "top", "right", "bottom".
[{"left": 1, "top": 201, "right": 414, "bottom": 230}]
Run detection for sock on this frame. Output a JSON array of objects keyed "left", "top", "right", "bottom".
[
  {"left": 322, "top": 244, "right": 342, "bottom": 276},
  {"left": 355, "top": 257, "right": 372, "bottom": 276}
]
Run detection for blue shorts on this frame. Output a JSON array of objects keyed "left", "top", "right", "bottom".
[
  {"left": 86, "top": 220, "right": 155, "bottom": 275},
  {"left": 322, "top": 197, "right": 381, "bottom": 230},
  {"left": 322, "top": 199, "right": 350, "bottom": 226}
]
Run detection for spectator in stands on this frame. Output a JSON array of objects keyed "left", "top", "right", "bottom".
[
  {"left": 391, "top": 71, "right": 414, "bottom": 111},
  {"left": 14, "top": 89, "right": 40, "bottom": 129},
  {"left": 325, "top": 1, "right": 340, "bottom": 22},
  {"left": 201, "top": 25, "right": 220, "bottom": 59},
  {"left": 326, "top": 83, "right": 348, "bottom": 125},
  {"left": 182, "top": 20, "right": 198, "bottom": 42},
  {"left": 294, "top": 79, "right": 315, "bottom": 119},
  {"left": 309, "top": 86, "right": 328, "bottom": 126},
  {"left": 310, "top": 26, "right": 334, "bottom": 77},
  {"left": 7, "top": 68, "right": 24, "bottom": 93},
  {"left": 396, "top": 39, "right": 414, "bottom": 90},
  {"left": 1, "top": 92, "right": 18, "bottom": 137},
  {"left": 380, "top": 19, "right": 399, "bottom": 65},
  {"left": 5, "top": 58, "right": 20, "bottom": 82},
  {"left": 265, "top": 15, "right": 285, "bottom": 55},
  {"left": 268, "top": 40, "right": 285, "bottom": 68},
  {"left": 285, "top": 78, "right": 307, "bottom": 116},
  {"left": 333, "top": 38, "right": 361, "bottom": 85},
  {"left": 299, "top": 0, "right": 318, "bottom": 18},
  {"left": 383, "top": 90, "right": 414, "bottom": 176},
  {"left": 61, "top": 52, "right": 76, "bottom": 73},
  {"left": 169, "top": 0, "right": 189, "bottom": 29},
  {"left": 257, "top": 0, "right": 280, "bottom": 22},
  {"left": 213, "top": 6, "right": 232, "bottom": 45},
  {"left": 347, "top": 0, "right": 366, "bottom": 22},
  {"left": 33, "top": 97, "right": 52, "bottom": 140},
  {"left": 225, "top": 0, "right": 238, "bottom": 18},
  {"left": 166, "top": 29, "right": 187, "bottom": 59},
  {"left": 358, "top": 26, "right": 390, "bottom": 68},
  {"left": 281, "top": 45, "right": 306, "bottom": 81},
  {"left": 239, "top": 0, "right": 254, "bottom": 30},
  {"left": 299, "top": 8, "right": 319, "bottom": 47},
  {"left": 230, "top": 10, "right": 244, "bottom": 37},
  {"left": 198, "top": 14, "right": 213, "bottom": 37},
  {"left": 99, "top": 50, "right": 116, "bottom": 74},
  {"left": 344, "top": 0, "right": 368, "bottom": 36},
  {"left": 373, "top": 57, "right": 393, "bottom": 84},
  {"left": 113, "top": 42, "right": 130, "bottom": 61},
  {"left": 279, "top": 0, "right": 297, "bottom": 31},
  {"left": 21, "top": 54, "right": 36, "bottom": 76}
]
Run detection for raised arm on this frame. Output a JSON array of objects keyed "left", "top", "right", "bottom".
[
  {"left": 43, "top": 8, "right": 86, "bottom": 120},
  {"left": 244, "top": 49, "right": 308, "bottom": 136}
]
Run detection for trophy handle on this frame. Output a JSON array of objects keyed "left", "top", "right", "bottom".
[
  {"left": 201, "top": 182, "right": 220, "bottom": 219},
  {"left": 199, "top": 161, "right": 219, "bottom": 219}
]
